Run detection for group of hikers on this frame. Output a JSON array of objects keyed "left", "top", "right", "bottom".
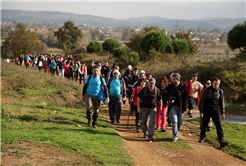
[{"left": 6, "top": 54, "right": 229, "bottom": 148}]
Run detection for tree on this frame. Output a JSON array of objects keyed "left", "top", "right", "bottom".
[
  {"left": 143, "top": 26, "right": 165, "bottom": 33},
  {"left": 128, "top": 52, "right": 139, "bottom": 61},
  {"left": 1, "top": 29, "right": 45, "bottom": 58},
  {"left": 125, "top": 31, "right": 145, "bottom": 55},
  {"left": 140, "top": 30, "right": 170, "bottom": 55},
  {"left": 102, "top": 38, "right": 121, "bottom": 53},
  {"left": 171, "top": 38, "right": 190, "bottom": 57},
  {"left": 54, "top": 20, "right": 84, "bottom": 54},
  {"left": 1, "top": 37, "right": 13, "bottom": 58},
  {"left": 113, "top": 47, "right": 126, "bottom": 58},
  {"left": 121, "top": 31, "right": 131, "bottom": 41},
  {"left": 86, "top": 41, "right": 103, "bottom": 53},
  {"left": 219, "top": 33, "right": 227, "bottom": 44},
  {"left": 16, "top": 23, "right": 26, "bottom": 29},
  {"left": 227, "top": 21, "right": 246, "bottom": 51},
  {"left": 98, "top": 33, "right": 106, "bottom": 41}
]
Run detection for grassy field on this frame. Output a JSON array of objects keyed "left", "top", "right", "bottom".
[
  {"left": 1, "top": 63, "right": 134, "bottom": 165},
  {"left": 184, "top": 119, "right": 246, "bottom": 161}
]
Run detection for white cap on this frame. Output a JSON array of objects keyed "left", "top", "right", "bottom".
[
  {"left": 113, "top": 69, "right": 120, "bottom": 75},
  {"left": 98, "top": 63, "right": 101, "bottom": 66},
  {"left": 128, "top": 65, "right": 132, "bottom": 69},
  {"left": 140, "top": 70, "right": 145, "bottom": 74}
]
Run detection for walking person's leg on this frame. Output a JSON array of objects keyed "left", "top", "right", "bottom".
[
  {"left": 91, "top": 96, "right": 101, "bottom": 128},
  {"left": 211, "top": 112, "right": 227, "bottom": 146},
  {"left": 79, "top": 74, "right": 82, "bottom": 84},
  {"left": 108, "top": 96, "right": 115, "bottom": 123},
  {"left": 148, "top": 108, "right": 157, "bottom": 141},
  {"left": 86, "top": 95, "right": 93, "bottom": 126},
  {"left": 135, "top": 105, "right": 141, "bottom": 132},
  {"left": 199, "top": 113, "right": 212, "bottom": 143},
  {"left": 61, "top": 69, "right": 64, "bottom": 78},
  {"left": 170, "top": 106, "right": 179, "bottom": 141},
  {"left": 141, "top": 108, "right": 149, "bottom": 138},
  {"left": 177, "top": 109, "right": 184, "bottom": 131},
  {"left": 156, "top": 105, "right": 160, "bottom": 129},
  {"left": 161, "top": 105, "right": 167, "bottom": 131},
  {"left": 167, "top": 104, "right": 172, "bottom": 126},
  {"left": 115, "top": 95, "right": 122, "bottom": 123}
]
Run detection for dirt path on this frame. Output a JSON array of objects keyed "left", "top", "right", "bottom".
[{"left": 100, "top": 102, "right": 246, "bottom": 166}]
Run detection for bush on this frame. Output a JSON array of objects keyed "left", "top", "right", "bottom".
[
  {"left": 113, "top": 47, "right": 126, "bottom": 58},
  {"left": 171, "top": 38, "right": 190, "bottom": 57},
  {"left": 86, "top": 41, "right": 103, "bottom": 53},
  {"left": 102, "top": 38, "right": 121, "bottom": 53},
  {"left": 128, "top": 52, "right": 139, "bottom": 61}
]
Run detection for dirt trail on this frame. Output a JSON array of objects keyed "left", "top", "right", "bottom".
[{"left": 100, "top": 102, "right": 246, "bottom": 166}]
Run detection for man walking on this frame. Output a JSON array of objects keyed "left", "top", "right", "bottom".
[
  {"left": 87, "top": 60, "right": 95, "bottom": 76},
  {"left": 198, "top": 77, "right": 229, "bottom": 148},
  {"left": 101, "top": 62, "right": 110, "bottom": 82},
  {"left": 167, "top": 73, "right": 188, "bottom": 142},
  {"left": 137, "top": 78, "right": 162, "bottom": 142},
  {"left": 82, "top": 66, "right": 109, "bottom": 128},
  {"left": 79, "top": 62, "right": 87, "bottom": 85},
  {"left": 107, "top": 69, "right": 126, "bottom": 123}
]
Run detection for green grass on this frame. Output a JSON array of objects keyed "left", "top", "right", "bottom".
[
  {"left": 184, "top": 119, "right": 246, "bottom": 161},
  {"left": 1, "top": 101, "right": 134, "bottom": 165},
  {"left": 155, "top": 130, "right": 192, "bottom": 149},
  {"left": 225, "top": 103, "right": 246, "bottom": 116}
]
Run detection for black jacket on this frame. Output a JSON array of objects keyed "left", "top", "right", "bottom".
[
  {"left": 156, "top": 85, "right": 168, "bottom": 106},
  {"left": 199, "top": 87, "right": 225, "bottom": 114},
  {"left": 166, "top": 82, "right": 188, "bottom": 112}
]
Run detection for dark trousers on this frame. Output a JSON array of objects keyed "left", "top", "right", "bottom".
[
  {"left": 108, "top": 95, "right": 122, "bottom": 122},
  {"left": 38, "top": 66, "right": 42, "bottom": 71},
  {"left": 75, "top": 71, "right": 79, "bottom": 81},
  {"left": 79, "top": 74, "right": 86, "bottom": 85},
  {"left": 200, "top": 112, "right": 224, "bottom": 140},
  {"left": 167, "top": 104, "right": 171, "bottom": 125},
  {"left": 51, "top": 69, "right": 55, "bottom": 76},
  {"left": 132, "top": 105, "right": 141, "bottom": 130}
]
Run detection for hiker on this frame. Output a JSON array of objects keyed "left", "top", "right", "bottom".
[
  {"left": 145, "top": 73, "right": 152, "bottom": 84},
  {"left": 167, "top": 73, "right": 174, "bottom": 127},
  {"left": 130, "top": 78, "right": 146, "bottom": 132},
  {"left": 123, "top": 65, "right": 133, "bottom": 78},
  {"left": 132, "top": 70, "right": 146, "bottom": 90},
  {"left": 78, "top": 62, "right": 87, "bottom": 85},
  {"left": 64, "top": 61, "right": 70, "bottom": 77},
  {"left": 101, "top": 61, "right": 110, "bottom": 82},
  {"left": 69, "top": 61, "right": 76, "bottom": 81},
  {"left": 107, "top": 69, "right": 126, "bottom": 123},
  {"left": 167, "top": 73, "right": 188, "bottom": 142},
  {"left": 50, "top": 58, "right": 57, "bottom": 76},
  {"left": 38, "top": 56, "right": 43, "bottom": 71},
  {"left": 87, "top": 60, "right": 95, "bottom": 76},
  {"left": 127, "top": 67, "right": 139, "bottom": 114},
  {"left": 156, "top": 76, "right": 169, "bottom": 132},
  {"left": 25, "top": 55, "right": 30, "bottom": 69},
  {"left": 19, "top": 55, "right": 24, "bottom": 66},
  {"left": 74, "top": 59, "right": 80, "bottom": 82},
  {"left": 199, "top": 79, "right": 213, "bottom": 132},
  {"left": 198, "top": 77, "right": 229, "bottom": 148},
  {"left": 137, "top": 78, "right": 162, "bottom": 142},
  {"left": 108, "top": 63, "right": 118, "bottom": 80},
  {"left": 184, "top": 74, "right": 203, "bottom": 118},
  {"left": 82, "top": 66, "right": 109, "bottom": 128},
  {"left": 57, "top": 57, "right": 65, "bottom": 78},
  {"left": 43, "top": 57, "right": 49, "bottom": 73},
  {"left": 98, "top": 63, "right": 102, "bottom": 76},
  {"left": 33, "top": 56, "right": 38, "bottom": 70}
]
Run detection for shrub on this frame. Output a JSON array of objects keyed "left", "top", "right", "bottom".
[
  {"left": 113, "top": 47, "right": 126, "bottom": 58},
  {"left": 128, "top": 52, "right": 139, "bottom": 61},
  {"left": 102, "top": 38, "right": 121, "bottom": 53},
  {"left": 86, "top": 41, "right": 103, "bottom": 53}
]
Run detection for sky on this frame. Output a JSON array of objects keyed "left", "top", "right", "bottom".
[{"left": 2, "top": 0, "right": 246, "bottom": 20}]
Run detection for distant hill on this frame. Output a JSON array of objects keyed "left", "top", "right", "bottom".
[{"left": 2, "top": 10, "right": 245, "bottom": 31}]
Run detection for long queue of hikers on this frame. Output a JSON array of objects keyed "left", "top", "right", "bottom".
[{"left": 6, "top": 54, "right": 229, "bottom": 148}]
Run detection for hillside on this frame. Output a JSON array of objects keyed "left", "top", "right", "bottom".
[{"left": 2, "top": 9, "right": 245, "bottom": 31}]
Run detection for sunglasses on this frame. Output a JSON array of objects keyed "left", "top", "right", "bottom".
[
  {"left": 114, "top": 73, "right": 118, "bottom": 75},
  {"left": 206, "top": 82, "right": 211, "bottom": 84}
]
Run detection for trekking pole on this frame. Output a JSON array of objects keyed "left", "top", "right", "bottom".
[{"left": 127, "top": 104, "right": 131, "bottom": 129}]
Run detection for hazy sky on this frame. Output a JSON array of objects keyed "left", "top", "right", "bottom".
[{"left": 2, "top": 0, "right": 246, "bottom": 20}]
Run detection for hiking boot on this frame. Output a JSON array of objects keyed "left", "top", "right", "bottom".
[
  {"left": 143, "top": 133, "right": 147, "bottom": 138},
  {"left": 207, "top": 127, "right": 211, "bottom": 132},
  {"left": 136, "top": 129, "right": 140, "bottom": 133},
  {"left": 156, "top": 126, "right": 160, "bottom": 130},
  {"left": 219, "top": 140, "right": 229, "bottom": 148},
  {"left": 116, "top": 120, "right": 120, "bottom": 123},
  {"left": 148, "top": 136, "right": 154, "bottom": 142},
  {"left": 168, "top": 123, "right": 172, "bottom": 127},
  {"left": 93, "top": 124, "right": 97, "bottom": 129},
  {"left": 199, "top": 135, "right": 206, "bottom": 143},
  {"left": 188, "top": 112, "right": 193, "bottom": 118},
  {"left": 161, "top": 128, "right": 166, "bottom": 132},
  {"left": 172, "top": 137, "right": 178, "bottom": 142},
  {"left": 88, "top": 121, "right": 92, "bottom": 127}
]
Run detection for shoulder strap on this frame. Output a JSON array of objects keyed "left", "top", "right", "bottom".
[
  {"left": 144, "top": 86, "right": 148, "bottom": 96},
  {"left": 154, "top": 86, "right": 157, "bottom": 97}
]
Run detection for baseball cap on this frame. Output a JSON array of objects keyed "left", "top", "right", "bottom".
[{"left": 148, "top": 78, "right": 156, "bottom": 84}]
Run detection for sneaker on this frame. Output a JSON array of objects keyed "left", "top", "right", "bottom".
[
  {"left": 172, "top": 137, "right": 178, "bottom": 142},
  {"left": 219, "top": 140, "right": 229, "bottom": 148},
  {"left": 199, "top": 135, "right": 206, "bottom": 143},
  {"left": 143, "top": 133, "right": 147, "bottom": 138},
  {"left": 161, "top": 128, "right": 166, "bottom": 132},
  {"left": 93, "top": 124, "right": 97, "bottom": 129},
  {"left": 88, "top": 121, "right": 92, "bottom": 127},
  {"left": 188, "top": 113, "right": 193, "bottom": 118},
  {"left": 148, "top": 136, "right": 154, "bottom": 142}
]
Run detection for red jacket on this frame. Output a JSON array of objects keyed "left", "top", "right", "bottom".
[{"left": 184, "top": 80, "right": 200, "bottom": 104}]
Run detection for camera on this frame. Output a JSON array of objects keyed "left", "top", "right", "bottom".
[{"left": 169, "top": 96, "right": 176, "bottom": 102}]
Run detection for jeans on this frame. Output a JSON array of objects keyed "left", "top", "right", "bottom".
[
  {"left": 58, "top": 69, "right": 64, "bottom": 78},
  {"left": 79, "top": 74, "right": 86, "bottom": 84},
  {"left": 170, "top": 105, "right": 184, "bottom": 138},
  {"left": 142, "top": 107, "right": 156, "bottom": 137},
  {"left": 108, "top": 95, "right": 122, "bottom": 122}
]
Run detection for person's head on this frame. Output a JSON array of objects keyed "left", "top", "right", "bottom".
[
  {"left": 92, "top": 66, "right": 99, "bottom": 76},
  {"left": 105, "top": 62, "right": 108, "bottom": 66},
  {"left": 146, "top": 73, "right": 152, "bottom": 80},
  {"left": 70, "top": 55, "right": 72, "bottom": 58},
  {"left": 158, "top": 76, "right": 168, "bottom": 87},
  {"left": 170, "top": 73, "right": 174, "bottom": 80},
  {"left": 98, "top": 63, "right": 101, "bottom": 67},
  {"left": 113, "top": 69, "right": 120, "bottom": 79},
  {"left": 191, "top": 74, "right": 198, "bottom": 82},
  {"left": 112, "top": 62, "right": 117, "bottom": 69},
  {"left": 212, "top": 77, "right": 220, "bottom": 89},
  {"left": 137, "top": 78, "right": 146, "bottom": 88},
  {"left": 128, "top": 65, "right": 132, "bottom": 70},
  {"left": 82, "top": 62, "right": 85, "bottom": 65},
  {"left": 148, "top": 78, "right": 156, "bottom": 90},
  {"left": 204, "top": 79, "right": 211, "bottom": 88},
  {"left": 139, "top": 72, "right": 146, "bottom": 79},
  {"left": 114, "top": 65, "right": 119, "bottom": 70},
  {"left": 127, "top": 73, "right": 131, "bottom": 78},
  {"left": 133, "top": 67, "right": 138, "bottom": 76},
  {"left": 171, "top": 73, "right": 181, "bottom": 85},
  {"left": 66, "top": 62, "right": 69, "bottom": 65},
  {"left": 91, "top": 60, "right": 94, "bottom": 65}
]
